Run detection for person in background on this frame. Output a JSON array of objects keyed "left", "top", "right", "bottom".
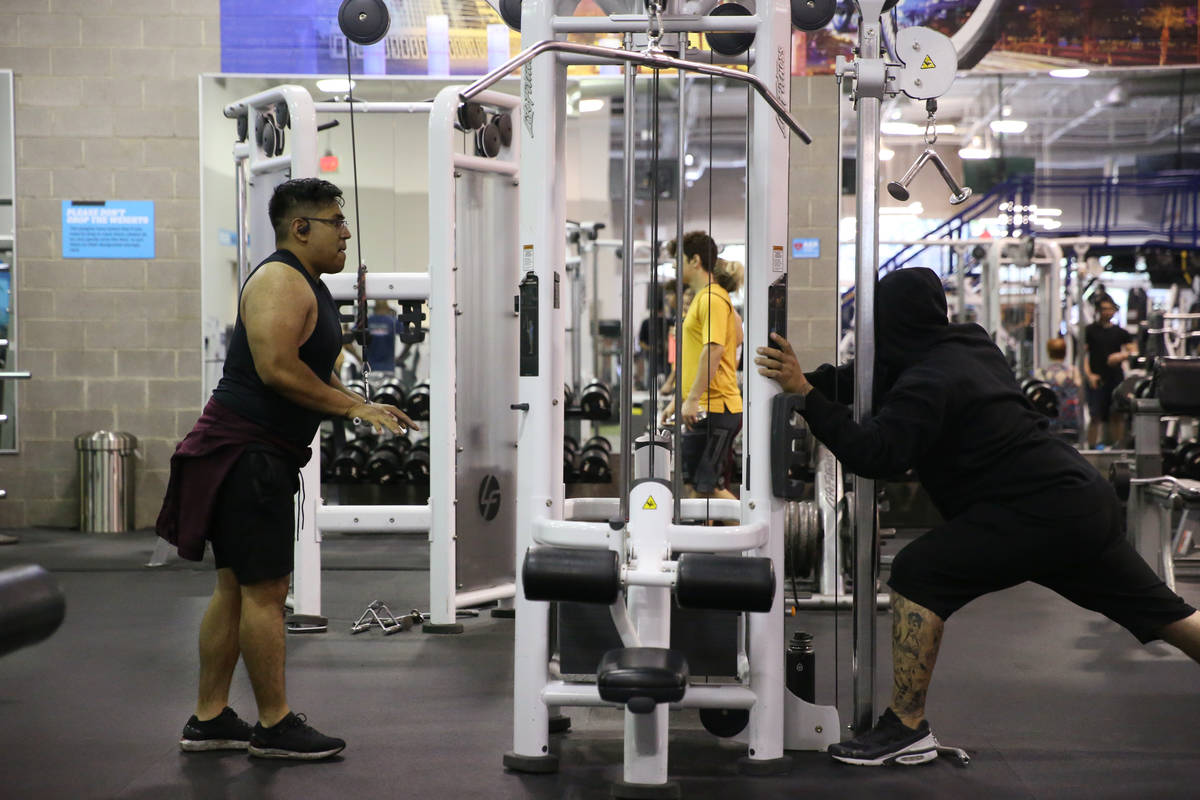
[
  {"left": 1083, "top": 296, "right": 1135, "bottom": 448},
  {"left": 660, "top": 233, "right": 744, "bottom": 500},
  {"left": 1036, "top": 336, "right": 1083, "bottom": 441},
  {"left": 364, "top": 299, "right": 397, "bottom": 376}
]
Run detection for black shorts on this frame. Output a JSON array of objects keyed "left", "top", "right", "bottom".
[
  {"left": 887, "top": 481, "right": 1194, "bottom": 643},
  {"left": 210, "top": 446, "right": 300, "bottom": 586},
  {"left": 680, "top": 411, "right": 742, "bottom": 494},
  {"left": 1085, "top": 379, "right": 1120, "bottom": 423}
]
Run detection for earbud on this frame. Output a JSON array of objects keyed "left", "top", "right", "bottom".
[{"left": 297, "top": 220, "right": 310, "bottom": 234}]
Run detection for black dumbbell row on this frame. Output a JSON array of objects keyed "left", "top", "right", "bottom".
[
  {"left": 321, "top": 429, "right": 431, "bottom": 486},
  {"left": 564, "top": 379, "right": 613, "bottom": 421},
  {"left": 1163, "top": 437, "right": 1200, "bottom": 481},
  {"left": 1019, "top": 378, "right": 1059, "bottom": 419},
  {"left": 345, "top": 377, "right": 431, "bottom": 421},
  {"left": 564, "top": 435, "right": 613, "bottom": 484}
]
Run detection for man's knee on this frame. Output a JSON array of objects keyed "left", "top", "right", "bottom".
[{"left": 241, "top": 575, "right": 291, "bottom": 607}]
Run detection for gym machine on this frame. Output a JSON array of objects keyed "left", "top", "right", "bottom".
[{"left": 215, "top": 82, "right": 520, "bottom": 633}]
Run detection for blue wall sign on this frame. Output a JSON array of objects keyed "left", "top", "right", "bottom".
[
  {"left": 62, "top": 201, "right": 155, "bottom": 259},
  {"left": 792, "top": 238, "right": 820, "bottom": 259}
]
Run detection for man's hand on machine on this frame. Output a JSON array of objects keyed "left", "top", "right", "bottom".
[
  {"left": 755, "top": 333, "right": 812, "bottom": 395},
  {"left": 345, "top": 401, "right": 418, "bottom": 435}
]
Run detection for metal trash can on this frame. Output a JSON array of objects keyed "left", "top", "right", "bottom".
[{"left": 75, "top": 431, "right": 138, "bottom": 533}]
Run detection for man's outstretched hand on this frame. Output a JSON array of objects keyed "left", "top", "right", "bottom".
[{"left": 754, "top": 333, "right": 812, "bottom": 396}]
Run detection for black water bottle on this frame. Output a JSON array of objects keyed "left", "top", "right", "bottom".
[{"left": 786, "top": 631, "right": 815, "bottom": 703}]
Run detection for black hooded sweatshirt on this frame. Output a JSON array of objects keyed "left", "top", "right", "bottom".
[{"left": 800, "top": 267, "right": 1101, "bottom": 521}]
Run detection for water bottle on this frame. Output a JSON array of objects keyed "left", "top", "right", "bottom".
[{"left": 786, "top": 631, "right": 815, "bottom": 703}]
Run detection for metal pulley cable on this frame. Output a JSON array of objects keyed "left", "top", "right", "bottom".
[{"left": 344, "top": 44, "right": 369, "bottom": 363}]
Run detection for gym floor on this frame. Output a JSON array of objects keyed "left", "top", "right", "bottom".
[{"left": 2, "top": 528, "right": 1198, "bottom": 800}]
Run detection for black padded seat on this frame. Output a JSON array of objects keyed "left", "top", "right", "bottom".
[{"left": 597, "top": 647, "right": 689, "bottom": 714}]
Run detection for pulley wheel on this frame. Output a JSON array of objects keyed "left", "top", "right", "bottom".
[
  {"left": 706, "top": 3, "right": 755, "bottom": 58},
  {"left": 476, "top": 123, "right": 502, "bottom": 158},
  {"left": 1109, "top": 462, "right": 1132, "bottom": 502},
  {"left": 495, "top": 112, "right": 513, "bottom": 147},
  {"left": 700, "top": 708, "right": 749, "bottom": 738},
  {"left": 791, "top": 0, "right": 836, "bottom": 32},
  {"left": 498, "top": 0, "right": 522, "bottom": 31},
  {"left": 338, "top": 0, "right": 391, "bottom": 46},
  {"left": 457, "top": 101, "right": 486, "bottom": 131}
]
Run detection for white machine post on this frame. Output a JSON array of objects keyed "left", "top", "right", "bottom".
[
  {"left": 506, "top": 0, "right": 567, "bottom": 771},
  {"left": 741, "top": 0, "right": 793, "bottom": 772}
]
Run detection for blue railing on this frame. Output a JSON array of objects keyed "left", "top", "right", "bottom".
[{"left": 879, "top": 171, "right": 1200, "bottom": 273}]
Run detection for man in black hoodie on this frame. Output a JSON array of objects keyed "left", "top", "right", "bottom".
[{"left": 754, "top": 267, "right": 1200, "bottom": 767}]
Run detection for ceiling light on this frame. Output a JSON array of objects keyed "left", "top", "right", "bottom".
[
  {"left": 935, "top": 124, "right": 956, "bottom": 134},
  {"left": 578, "top": 98, "right": 605, "bottom": 113},
  {"left": 597, "top": 37, "right": 622, "bottom": 48},
  {"left": 881, "top": 202, "right": 924, "bottom": 215},
  {"left": 684, "top": 153, "right": 694, "bottom": 166},
  {"left": 1050, "top": 68, "right": 1090, "bottom": 79},
  {"left": 959, "top": 137, "right": 991, "bottom": 159},
  {"left": 1033, "top": 207, "right": 1062, "bottom": 217},
  {"left": 316, "top": 78, "right": 356, "bottom": 93},
  {"left": 1040, "top": 219, "right": 1063, "bottom": 230},
  {"left": 879, "top": 146, "right": 895, "bottom": 161},
  {"left": 880, "top": 121, "right": 923, "bottom": 135},
  {"left": 990, "top": 119, "right": 1028, "bottom": 134}
]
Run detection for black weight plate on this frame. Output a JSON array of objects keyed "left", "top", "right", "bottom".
[
  {"left": 499, "top": 0, "right": 522, "bottom": 31},
  {"left": 476, "top": 123, "right": 501, "bottom": 158},
  {"left": 791, "top": 0, "right": 836, "bottom": 32},
  {"left": 338, "top": 0, "right": 391, "bottom": 45},
  {"left": 706, "top": 3, "right": 755, "bottom": 57},
  {"left": 457, "top": 101, "right": 486, "bottom": 130},
  {"left": 700, "top": 708, "right": 749, "bottom": 738},
  {"left": 495, "top": 112, "right": 513, "bottom": 147},
  {"left": 274, "top": 101, "right": 290, "bottom": 129}
]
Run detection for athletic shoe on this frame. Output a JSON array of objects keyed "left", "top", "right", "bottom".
[
  {"left": 179, "top": 707, "right": 253, "bottom": 752},
  {"left": 827, "top": 707, "right": 938, "bottom": 766},
  {"left": 247, "top": 712, "right": 346, "bottom": 760}
]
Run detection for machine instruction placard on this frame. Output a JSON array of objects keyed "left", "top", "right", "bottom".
[{"left": 62, "top": 201, "right": 155, "bottom": 259}]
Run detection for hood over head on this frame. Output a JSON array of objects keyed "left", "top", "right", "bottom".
[{"left": 874, "top": 267, "right": 951, "bottom": 375}]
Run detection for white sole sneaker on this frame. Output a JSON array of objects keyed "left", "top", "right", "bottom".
[
  {"left": 830, "top": 732, "right": 940, "bottom": 767},
  {"left": 247, "top": 744, "right": 345, "bottom": 760},
  {"left": 179, "top": 738, "right": 250, "bottom": 752}
]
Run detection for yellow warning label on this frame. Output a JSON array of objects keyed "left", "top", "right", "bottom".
[
  {"left": 643, "top": 496, "right": 658, "bottom": 510},
  {"left": 920, "top": 55, "right": 936, "bottom": 70}
]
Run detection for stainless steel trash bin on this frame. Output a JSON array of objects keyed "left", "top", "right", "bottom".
[{"left": 75, "top": 431, "right": 138, "bottom": 532}]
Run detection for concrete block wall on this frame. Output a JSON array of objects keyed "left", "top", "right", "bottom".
[
  {"left": 1, "top": 0, "right": 219, "bottom": 529},
  {"left": 787, "top": 76, "right": 840, "bottom": 369}
]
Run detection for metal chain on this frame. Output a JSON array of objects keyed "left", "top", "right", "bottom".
[{"left": 645, "top": 0, "right": 664, "bottom": 52}]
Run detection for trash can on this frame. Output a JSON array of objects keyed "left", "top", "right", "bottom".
[{"left": 75, "top": 431, "right": 138, "bottom": 533}]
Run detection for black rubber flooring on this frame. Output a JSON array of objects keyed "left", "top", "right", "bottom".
[{"left": 1, "top": 527, "right": 1198, "bottom": 799}]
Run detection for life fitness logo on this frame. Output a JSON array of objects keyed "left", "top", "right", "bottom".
[{"left": 478, "top": 474, "right": 502, "bottom": 521}]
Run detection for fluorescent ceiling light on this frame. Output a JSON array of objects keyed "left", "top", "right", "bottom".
[
  {"left": 959, "top": 144, "right": 992, "bottom": 159},
  {"left": 880, "top": 122, "right": 957, "bottom": 136},
  {"left": 879, "top": 146, "right": 895, "bottom": 161},
  {"left": 990, "top": 119, "right": 1029, "bottom": 134},
  {"left": 316, "top": 78, "right": 356, "bottom": 93},
  {"left": 1040, "top": 219, "right": 1063, "bottom": 230},
  {"left": 1050, "top": 68, "right": 1090, "bottom": 79},
  {"left": 880, "top": 121, "right": 923, "bottom": 135},
  {"left": 1032, "top": 207, "right": 1062, "bottom": 217},
  {"left": 684, "top": 153, "right": 694, "bottom": 166},
  {"left": 578, "top": 98, "right": 605, "bottom": 113},
  {"left": 881, "top": 202, "right": 924, "bottom": 215}
]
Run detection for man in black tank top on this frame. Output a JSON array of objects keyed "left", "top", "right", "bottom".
[{"left": 171, "top": 179, "right": 416, "bottom": 760}]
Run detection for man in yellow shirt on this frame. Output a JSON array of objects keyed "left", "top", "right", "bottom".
[{"left": 662, "top": 231, "right": 743, "bottom": 499}]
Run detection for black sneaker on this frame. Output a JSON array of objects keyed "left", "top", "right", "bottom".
[
  {"left": 248, "top": 712, "right": 346, "bottom": 760},
  {"left": 828, "top": 707, "right": 938, "bottom": 766},
  {"left": 180, "top": 707, "right": 253, "bottom": 752}
]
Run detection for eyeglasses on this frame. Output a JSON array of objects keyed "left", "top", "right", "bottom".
[{"left": 298, "top": 216, "right": 350, "bottom": 231}]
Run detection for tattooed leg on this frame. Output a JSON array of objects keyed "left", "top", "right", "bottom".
[{"left": 890, "top": 592, "right": 944, "bottom": 730}]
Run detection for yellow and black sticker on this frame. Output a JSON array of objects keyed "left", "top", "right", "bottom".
[
  {"left": 920, "top": 55, "right": 936, "bottom": 70},
  {"left": 642, "top": 496, "right": 657, "bottom": 510}
]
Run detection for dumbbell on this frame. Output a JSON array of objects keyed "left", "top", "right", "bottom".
[
  {"left": 1133, "top": 376, "right": 1156, "bottom": 400},
  {"left": 563, "top": 435, "right": 580, "bottom": 484},
  {"left": 332, "top": 435, "right": 376, "bottom": 482},
  {"left": 564, "top": 383, "right": 576, "bottom": 410},
  {"left": 366, "top": 436, "right": 413, "bottom": 485},
  {"left": 402, "top": 437, "right": 431, "bottom": 483},
  {"left": 373, "top": 378, "right": 408, "bottom": 413},
  {"left": 578, "top": 379, "right": 612, "bottom": 420},
  {"left": 406, "top": 381, "right": 430, "bottom": 420},
  {"left": 577, "top": 436, "right": 613, "bottom": 483},
  {"left": 1111, "top": 375, "right": 1142, "bottom": 415},
  {"left": 1172, "top": 439, "right": 1200, "bottom": 480},
  {"left": 1020, "top": 378, "right": 1059, "bottom": 418},
  {"left": 346, "top": 379, "right": 369, "bottom": 402}
]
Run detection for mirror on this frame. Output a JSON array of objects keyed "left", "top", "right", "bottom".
[{"left": 0, "top": 70, "right": 16, "bottom": 453}]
